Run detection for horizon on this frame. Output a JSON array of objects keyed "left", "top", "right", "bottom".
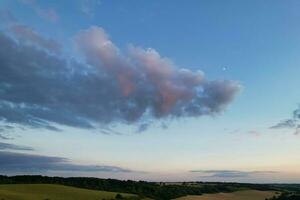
[
  {"left": 3, "top": 174, "right": 300, "bottom": 185},
  {"left": 0, "top": 0, "right": 300, "bottom": 184}
]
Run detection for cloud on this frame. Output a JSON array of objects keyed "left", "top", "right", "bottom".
[
  {"left": 0, "top": 11, "right": 60, "bottom": 54},
  {"left": 75, "top": 27, "right": 240, "bottom": 118},
  {"left": 10, "top": 24, "right": 61, "bottom": 54},
  {"left": 20, "top": 0, "right": 59, "bottom": 22},
  {"left": 0, "top": 151, "right": 131, "bottom": 173},
  {"left": 0, "top": 134, "right": 9, "bottom": 140},
  {"left": 248, "top": 130, "right": 261, "bottom": 137},
  {"left": 136, "top": 123, "right": 150, "bottom": 133},
  {"left": 0, "top": 125, "right": 14, "bottom": 139},
  {"left": 0, "top": 26, "right": 240, "bottom": 130},
  {"left": 270, "top": 119, "right": 296, "bottom": 129},
  {"left": 0, "top": 142, "right": 33, "bottom": 151},
  {"left": 271, "top": 105, "right": 300, "bottom": 134},
  {"left": 80, "top": 0, "right": 102, "bottom": 18},
  {"left": 190, "top": 170, "right": 277, "bottom": 178}
]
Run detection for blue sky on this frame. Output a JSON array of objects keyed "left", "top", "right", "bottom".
[{"left": 0, "top": 0, "right": 300, "bottom": 183}]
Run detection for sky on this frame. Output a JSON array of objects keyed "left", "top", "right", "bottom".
[{"left": 0, "top": 0, "right": 300, "bottom": 183}]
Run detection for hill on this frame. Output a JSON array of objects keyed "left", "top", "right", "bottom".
[
  {"left": 1, "top": 175, "right": 298, "bottom": 200},
  {"left": 0, "top": 184, "right": 137, "bottom": 200},
  {"left": 175, "top": 190, "right": 277, "bottom": 200}
]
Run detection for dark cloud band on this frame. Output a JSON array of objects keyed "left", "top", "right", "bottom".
[
  {"left": 0, "top": 142, "right": 33, "bottom": 151},
  {"left": 0, "top": 151, "right": 131, "bottom": 173}
]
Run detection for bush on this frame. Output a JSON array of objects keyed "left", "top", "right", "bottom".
[{"left": 115, "top": 194, "right": 123, "bottom": 199}]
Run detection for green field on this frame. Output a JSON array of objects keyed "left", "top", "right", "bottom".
[
  {"left": 176, "top": 190, "right": 277, "bottom": 200},
  {"left": 0, "top": 183, "right": 280, "bottom": 200},
  {"left": 0, "top": 184, "right": 137, "bottom": 200}
]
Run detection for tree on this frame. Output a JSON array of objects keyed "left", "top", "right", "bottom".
[{"left": 115, "top": 194, "right": 123, "bottom": 199}]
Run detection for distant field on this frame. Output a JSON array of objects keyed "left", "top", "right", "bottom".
[
  {"left": 176, "top": 190, "right": 277, "bottom": 200},
  {"left": 0, "top": 184, "right": 137, "bottom": 200}
]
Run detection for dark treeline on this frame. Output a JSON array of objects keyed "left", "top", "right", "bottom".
[
  {"left": 0, "top": 175, "right": 277, "bottom": 200},
  {"left": 269, "top": 184, "right": 300, "bottom": 193}
]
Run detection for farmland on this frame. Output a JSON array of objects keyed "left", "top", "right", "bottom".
[
  {"left": 176, "top": 190, "right": 277, "bottom": 200},
  {"left": 0, "top": 184, "right": 137, "bottom": 200}
]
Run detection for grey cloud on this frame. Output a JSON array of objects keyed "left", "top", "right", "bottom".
[
  {"left": 0, "top": 134, "right": 9, "bottom": 140},
  {"left": 293, "top": 107, "right": 300, "bottom": 119},
  {"left": 10, "top": 24, "right": 62, "bottom": 54},
  {"left": 270, "top": 119, "right": 296, "bottom": 129},
  {"left": 99, "top": 127, "right": 123, "bottom": 135},
  {"left": 136, "top": 123, "right": 150, "bottom": 133},
  {"left": 0, "top": 125, "right": 14, "bottom": 139},
  {"left": 0, "top": 151, "right": 131, "bottom": 173},
  {"left": 0, "top": 26, "right": 240, "bottom": 130},
  {"left": 0, "top": 142, "right": 33, "bottom": 151},
  {"left": 271, "top": 105, "right": 300, "bottom": 134},
  {"left": 190, "top": 170, "right": 277, "bottom": 178}
]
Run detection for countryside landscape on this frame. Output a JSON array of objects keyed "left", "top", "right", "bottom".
[
  {"left": 0, "top": 0, "right": 300, "bottom": 199},
  {"left": 0, "top": 175, "right": 300, "bottom": 199}
]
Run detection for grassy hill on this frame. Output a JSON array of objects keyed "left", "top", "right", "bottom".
[
  {"left": 0, "top": 184, "right": 137, "bottom": 200},
  {"left": 0, "top": 175, "right": 290, "bottom": 200},
  {"left": 0, "top": 185, "right": 278, "bottom": 200},
  {"left": 175, "top": 190, "right": 277, "bottom": 200}
]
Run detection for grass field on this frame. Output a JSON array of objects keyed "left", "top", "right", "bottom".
[
  {"left": 0, "top": 184, "right": 137, "bottom": 200},
  {"left": 176, "top": 190, "right": 277, "bottom": 200}
]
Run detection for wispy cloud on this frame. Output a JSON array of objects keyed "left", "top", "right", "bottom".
[
  {"left": 0, "top": 134, "right": 9, "bottom": 140},
  {"left": 0, "top": 125, "right": 14, "bottom": 139},
  {"left": 80, "top": 0, "right": 102, "bottom": 18},
  {"left": 271, "top": 105, "right": 300, "bottom": 135},
  {"left": 270, "top": 119, "right": 296, "bottom": 129},
  {"left": 248, "top": 130, "right": 261, "bottom": 137},
  {"left": 0, "top": 151, "right": 132, "bottom": 173},
  {"left": 0, "top": 26, "right": 240, "bottom": 131},
  {"left": 10, "top": 24, "right": 62, "bottom": 54},
  {"left": 136, "top": 123, "right": 150, "bottom": 133},
  {"left": 0, "top": 142, "right": 33, "bottom": 151},
  {"left": 190, "top": 170, "right": 277, "bottom": 178},
  {"left": 20, "top": 0, "right": 59, "bottom": 22}
]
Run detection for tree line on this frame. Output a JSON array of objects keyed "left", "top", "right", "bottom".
[{"left": 0, "top": 175, "right": 277, "bottom": 200}]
